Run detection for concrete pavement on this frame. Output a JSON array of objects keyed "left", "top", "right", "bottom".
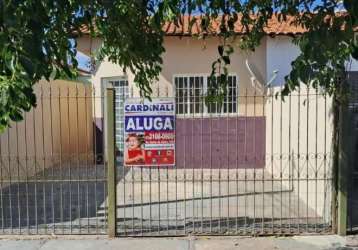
[{"left": 0, "top": 235, "right": 357, "bottom": 250}]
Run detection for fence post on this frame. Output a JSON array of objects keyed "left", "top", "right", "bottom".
[
  {"left": 337, "top": 102, "right": 351, "bottom": 236},
  {"left": 106, "top": 87, "right": 116, "bottom": 237}
]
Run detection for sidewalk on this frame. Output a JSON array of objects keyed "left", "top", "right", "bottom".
[{"left": 0, "top": 235, "right": 357, "bottom": 250}]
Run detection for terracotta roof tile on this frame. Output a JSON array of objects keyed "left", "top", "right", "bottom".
[
  {"left": 80, "top": 13, "right": 356, "bottom": 36},
  {"left": 164, "top": 15, "right": 309, "bottom": 36}
]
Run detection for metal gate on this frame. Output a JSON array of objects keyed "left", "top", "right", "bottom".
[
  {"left": 114, "top": 84, "right": 334, "bottom": 236},
  {"left": 0, "top": 81, "right": 107, "bottom": 234}
]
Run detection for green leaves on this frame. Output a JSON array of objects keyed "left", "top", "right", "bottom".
[
  {"left": 344, "top": 0, "right": 358, "bottom": 19},
  {"left": 0, "top": 0, "right": 82, "bottom": 132},
  {"left": 1, "top": 0, "right": 358, "bottom": 132},
  {"left": 283, "top": 3, "right": 356, "bottom": 97},
  {"left": 205, "top": 42, "right": 233, "bottom": 108}
]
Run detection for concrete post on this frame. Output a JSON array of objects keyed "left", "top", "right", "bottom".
[{"left": 106, "top": 87, "right": 116, "bottom": 237}]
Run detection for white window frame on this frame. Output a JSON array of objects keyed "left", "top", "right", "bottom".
[
  {"left": 173, "top": 73, "right": 239, "bottom": 118},
  {"left": 101, "top": 76, "right": 129, "bottom": 162}
]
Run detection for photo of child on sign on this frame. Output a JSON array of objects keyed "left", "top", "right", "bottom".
[{"left": 124, "top": 133, "right": 145, "bottom": 165}]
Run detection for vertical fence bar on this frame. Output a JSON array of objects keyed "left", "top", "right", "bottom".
[
  {"left": 132, "top": 130, "right": 135, "bottom": 234},
  {"left": 40, "top": 85, "right": 47, "bottom": 234},
  {"left": 262, "top": 88, "right": 266, "bottom": 234},
  {"left": 226, "top": 82, "right": 230, "bottom": 233},
  {"left": 244, "top": 88, "right": 248, "bottom": 234},
  {"left": 122, "top": 85, "right": 127, "bottom": 236},
  {"left": 297, "top": 86, "right": 301, "bottom": 233},
  {"left": 0, "top": 128, "right": 4, "bottom": 233},
  {"left": 183, "top": 77, "right": 187, "bottom": 235},
  {"left": 92, "top": 87, "right": 98, "bottom": 234},
  {"left": 24, "top": 101, "right": 29, "bottom": 233},
  {"left": 191, "top": 80, "right": 195, "bottom": 234},
  {"left": 288, "top": 92, "right": 292, "bottom": 232},
  {"left": 58, "top": 86, "right": 64, "bottom": 234},
  {"left": 66, "top": 86, "right": 72, "bottom": 234},
  {"left": 130, "top": 85, "right": 135, "bottom": 236},
  {"left": 306, "top": 87, "right": 310, "bottom": 232},
  {"left": 50, "top": 85, "right": 55, "bottom": 233},
  {"left": 200, "top": 83, "right": 204, "bottom": 234},
  {"left": 279, "top": 85, "right": 283, "bottom": 234},
  {"left": 75, "top": 85, "right": 81, "bottom": 233},
  {"left": 7, "top": 126, "right": 13, "bottom": 233},
  {"left": 315, "top": 88, "right": 318, "bottom": 232},
  {"left": 156, "top": 86, "right": 161, "bottom": 236},
  {"left": 235, "top": 86, "right": 239, "bottom": 234},
  {"left": 323, "top": 93, "right": 327, "bottom": 231},
  {"left": 218, "top": 109, "right": 222, "bottom": 233},
  {"left": 140, "top": 94, "right": 144, "bottom": 235},
  {"left": 102, "top": 88, "right": 108, "bottom": 232},
  {"left": 332, "top": 95, "right": 339, "bottom": 234},
  {"left": 166, "top": 87, "right": 170, "bottom": 236},
  {"left": 270, "top": 87, "right": 274, "bottom": 234},
  {"left": 32, "top": 104, "right": 38, "bottom": 234},
  {"left": 174, "top": 80, "right": 178, "bottom": 235},
  {"left": 106, "top": 87, "right": 116, "bottom": 237},
  {"left": 84, "top": 87, "right": 90, "bottom": 233},
  {"left": 149, "top": 125, "right": 152, "bottom": 235},
  {"left": 140, "top": 162, "right": 143, "bottom": 236},
  {"left": 137, "top": 86, "right": 143, "bottom": 236},
  {"left": 15, "top": 118, "right": 21, "bottom": 233},
  {"left": 254, "top": 88, "right": 258, "bottom": 235},
  {"left": 205, "top": 90, "right": 213, "bottom": 233}
]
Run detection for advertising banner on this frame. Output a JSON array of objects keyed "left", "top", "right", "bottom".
[{"left": 124, "top": 98, "right": 175, "bottom": 166}]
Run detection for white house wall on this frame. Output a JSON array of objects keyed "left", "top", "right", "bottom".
[
  {"left": 347, "top": 57, "right": 358, "bottom": 72},
  {"left": 266, "top": 36, "right": 300, "bottom": 87},
  {"left": 266, "top": 36, "right": 358, "bottom": 85},
  {"left": 89, "top": 36, "right": 267, "bottom": 117}
]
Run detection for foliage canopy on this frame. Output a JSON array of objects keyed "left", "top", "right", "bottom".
[{"left": 0, "top": 0, "right": 357, "bottom": 131}]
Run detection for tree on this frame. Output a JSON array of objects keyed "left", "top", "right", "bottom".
[{"left": 0, "top": 0, "right": 357, "bottom": 131}]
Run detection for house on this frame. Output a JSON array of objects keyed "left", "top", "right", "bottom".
[
  {"left": 76, "top": 15, "right": 358, "bottom": 167},
  {"left": 74, "top": 16, "right": 358, "bottom": 229},
  {"left": 0, "top": 14, "right": 357, "bottom": 235}
]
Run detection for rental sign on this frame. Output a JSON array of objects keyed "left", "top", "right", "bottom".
[{"left": 124, "top": 98, "right": 175, "bottom": 166}]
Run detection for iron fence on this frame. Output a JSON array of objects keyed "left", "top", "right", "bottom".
[
  {"left": 114, "top": 85, "right": 334, "bottom": 236},
  {"left": 0, "top": 82, "right": 335, "bottom": 236},
  {"left": 0, "top": 80, "right": 107, "bottom": 234}
]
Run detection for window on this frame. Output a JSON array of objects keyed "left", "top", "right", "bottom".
[
  {"left": 103, "top": 78, "right": 129, "bottom": 160},
  {"left": 174, "top": 75, "right": 238, "bottom": 116}
]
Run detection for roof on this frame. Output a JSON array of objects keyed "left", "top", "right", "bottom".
[
  {"left": 77, "top": 68, "right": 91, "bottom": 76},
  {"left": 79, "top": 14, "right": 307, "bottom": 36},
  {"left": 162, "top": 14, "right": 307, "bottom": 36},
  {"left": 79, "top": 13, "right": 356, "bottom": 37}
]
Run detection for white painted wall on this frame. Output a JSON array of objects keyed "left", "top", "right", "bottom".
[
  {"left": 87, "top": 36, "right": 267, "bottom": 117},
  {"left": 265, "top": 85, "right": 334, "bottom": 219},
  {"left": 266, "top": 36, "right": 300, "bottom": 87},
  {"left": 266, "top": 36, "right": 358, "bottom": 86},
  {"left": 346, "top": 57, "right": 358, "bottom": 72},
  {"left": 79, "top": 34, "right": 358, "bottom": 91}
]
